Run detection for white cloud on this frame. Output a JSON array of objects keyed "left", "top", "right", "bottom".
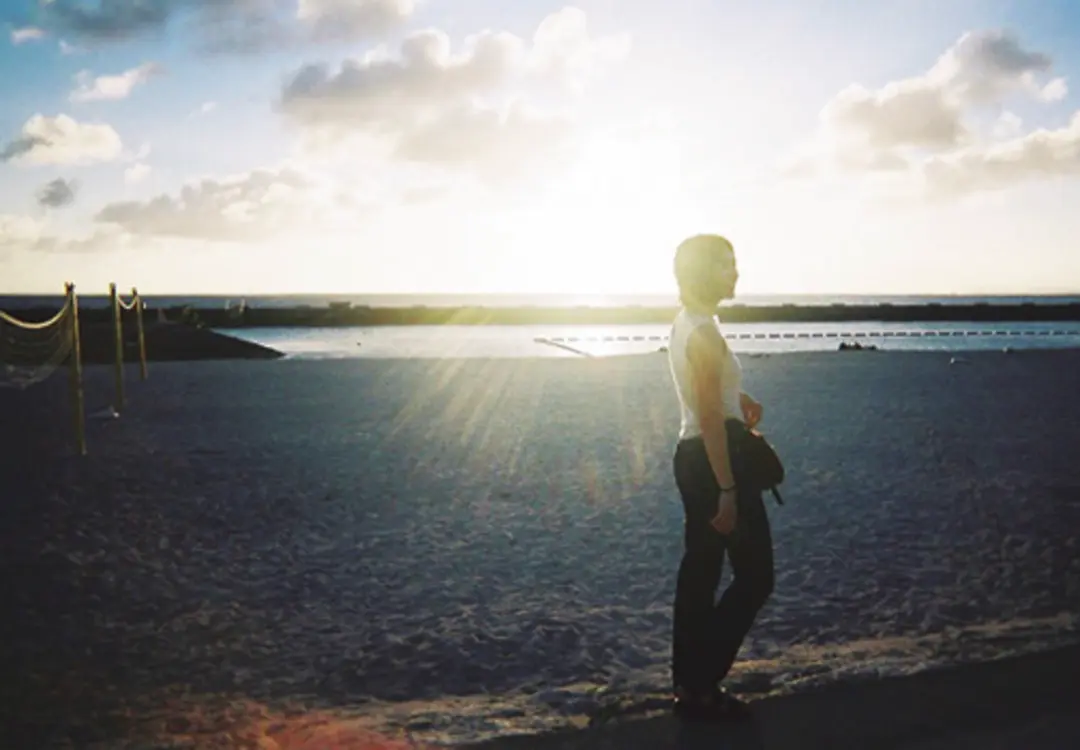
[
  {"left": 124, "top": 163, "right": 151, "bottom": 184},
  {"left": 395, "top": 99, "right": 576, "bottom": 181},
  {"left": 59, "top": 39, "right": 82, "bottom": 55},
  {"left": 280, "top": 29, "right": 528, "bottom": 132},
  {"left": 0, "top": 213, "right": 122, "bottom": 255},
  {"left": 131, "top": 142, "right": 152, "bottom": 161},
  {"left": 923, "top": 112, "right": 1080, "bottom": 195},
  {"left": 1039, "top": 77, "right": 1068, "bottom": 103},
  {"left": 992, "top": 111, "right": 1024, "bottom": 139},
  {"left": 528, "top": 7, "right": 631, "bottom": 91},
  {"left": 797, "top": 30, "right": 1068, "bottom": 176},
  {"left": 823, "top": 80, "right": 963, "bottom": 153},
  {"left": 0, "top": 214, "right": 45, "bottom": 244},
  {"left": 96, "top": 166, "right": 368, "bottom": 241},
  {"left": 278, "top": 7, "right": 627, "bottom": 177},
  {"left": 70, "top": 62, "right": 163, "bottom": 102},
  {"left": 926, "top": 29, "right": 1055, "bottom": 104},
  {"left": 184, "top": 100, "right": 218, "bottom": 121},
  {"left": 1, "top": 114, "right": 123, "bottom": 166},
  {"left": 11, "top": 26, "right": 46, "bottom": 44}
]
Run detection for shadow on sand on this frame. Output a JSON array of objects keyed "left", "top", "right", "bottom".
[{"left": 459, "top": 642, "right": 1080, "bottom": 750}]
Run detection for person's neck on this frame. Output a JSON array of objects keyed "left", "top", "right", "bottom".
[{"left": 684, "top": 302, "right": 717, "bottom": 317}]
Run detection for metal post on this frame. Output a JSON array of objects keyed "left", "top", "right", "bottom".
[
  {"left": 66, "top": 283, "right": 87, "bottom": 456},
  {"left": 133, "top": 287, "right": 148, "bottom": 381},
  {"left": 109, "top": 282, "right": 124, "bottom": 411}
]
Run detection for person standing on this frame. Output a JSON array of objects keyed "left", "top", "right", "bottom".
[{"left": 666, "top": 233, "right": 774, "bottom": 721}]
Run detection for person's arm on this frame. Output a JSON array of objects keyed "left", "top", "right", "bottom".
[{"left": 687, "top": 325, "right": 738, "bottom": 533}]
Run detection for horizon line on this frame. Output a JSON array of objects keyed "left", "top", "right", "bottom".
[{"left": 3, "top": 291, "right": 1080, "bottom": 299}]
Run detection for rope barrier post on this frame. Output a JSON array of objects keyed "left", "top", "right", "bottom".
[
  {"left": 109, "top": 282, "right": 124, "bottom": 411},
  {"left": 65, "top": 282, "right": 87, "bottom": 456},
  {"left": 133, "top": 286, "right": 148, "bottom": 381}
]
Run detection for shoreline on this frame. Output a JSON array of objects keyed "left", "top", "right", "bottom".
[
  {"left": 221, "top": 328, "right": 1080, "bottom": 362},
  {"left": 8, "top": 301, "right": 1080, "bottom": 328}
]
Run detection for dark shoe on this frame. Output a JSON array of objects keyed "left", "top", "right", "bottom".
[
  {"left": 672, "top": 686, "right": 753, "bottom": 722},
  {"left": 712, "top": 688, "right": 753, "bottom": 720}
]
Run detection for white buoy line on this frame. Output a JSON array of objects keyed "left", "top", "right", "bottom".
[{"left": 535, "top": 329, "right": 1080, "bottom": 344}]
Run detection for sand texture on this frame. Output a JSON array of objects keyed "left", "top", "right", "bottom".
[{"left": 2, "top": 350, "right": 1079, "bottom": 748}]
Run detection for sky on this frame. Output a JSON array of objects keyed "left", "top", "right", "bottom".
[{"left": 2, "top": 0, "right": 1080, "bottom": 297}]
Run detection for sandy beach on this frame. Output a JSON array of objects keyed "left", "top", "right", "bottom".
[{"left": 2, "top": 349, "right": 1079, "bottom": 748}]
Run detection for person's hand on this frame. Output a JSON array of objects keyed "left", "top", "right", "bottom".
[
  {"left": 740, "top": 392, "right": 763, "bottom": 428},
  {"left": 711, "top": 489, "right": 738, "bottom": 535}
]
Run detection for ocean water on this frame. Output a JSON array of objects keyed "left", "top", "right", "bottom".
[
  {"left": 3, "top": 292, "right": 1080, "bottom": 310},
  {"left": 220, "top": 320, "right": 1080, "bottom": 359}
]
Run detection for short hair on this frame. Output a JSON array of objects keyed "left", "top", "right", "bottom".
[{"left": 673, "top": 234, "right": 734, "bottom": 308}]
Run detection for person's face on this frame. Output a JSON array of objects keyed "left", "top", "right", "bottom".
[{"left": 711, "top": 246, "right": 738, "bottom": 300}]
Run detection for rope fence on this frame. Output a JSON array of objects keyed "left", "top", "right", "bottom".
[
  {"left": 0, "top": 282, "right": 149, "bottom": 456},
  {"left": 0, "top": 291, "right": 75, "bottom": 389},
  {"left": 109, "top": 282, "right": 149, "bottom": 411}
]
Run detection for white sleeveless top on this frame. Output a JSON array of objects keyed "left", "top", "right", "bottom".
[{"left": 668, "top": 308, "right": 743, "bottom": 441}]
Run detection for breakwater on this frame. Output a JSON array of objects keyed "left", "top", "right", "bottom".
[{"left": 76, "top": 321, "right": 284, "bottom": 363}]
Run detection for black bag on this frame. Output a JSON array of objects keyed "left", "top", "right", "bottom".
[{"left": 726, "top": 419, "right": 786, "bottom": 505}]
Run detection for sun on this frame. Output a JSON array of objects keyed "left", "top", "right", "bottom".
[{"left": 502, "top": 128, "right": 700, "bottom": 295}]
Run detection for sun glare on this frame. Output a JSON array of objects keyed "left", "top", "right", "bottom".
[{"left": 503, "top": 130, "right": 697, "bottom": 295}]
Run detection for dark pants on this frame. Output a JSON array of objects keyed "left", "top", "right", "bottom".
[{"left": 671, "top": 432, "right": 775, "bottom": 694}]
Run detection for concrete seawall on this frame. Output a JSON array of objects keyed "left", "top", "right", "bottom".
[{"left": 74, "top": 321, "right": 284, "bottom": 363}]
